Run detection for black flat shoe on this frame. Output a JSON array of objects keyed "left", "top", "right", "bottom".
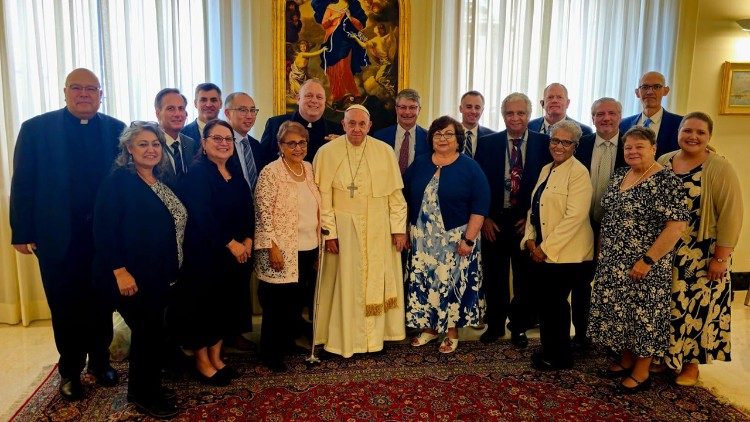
[
  {"left": 216, "top": 365, "right": 242, "bottom": 380},
  {"left": 511, "top": 332, "right": 528, "bottom": 348},
  {"left": 90, "top": 366, "right": 119, "bottom": 387},
  {"left": 195, "top": 370, "right": 231, "bottom": 386},
  {"left": 597, "top": 363, "right": 633, "bottom": 379},
  {"left": 615, "top": 375, "right": 652, "bottom": 395},
  {"left": 59, "top": 377, "right": 83, "bottom": 401},
  {"left": 129, "top": 395, "right": 179, "bottom": 419}
]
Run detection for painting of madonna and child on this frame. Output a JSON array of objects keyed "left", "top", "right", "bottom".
[{"left": 281, "top": 0, "right": 405, "bottom": 131}]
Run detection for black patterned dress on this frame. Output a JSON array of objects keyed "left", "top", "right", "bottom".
[
  {"left": 588, "top": 168, "right": 688, "bottom": 357},
  {"left": 664, "top": 164, "right": 732, "bottom": 371}
]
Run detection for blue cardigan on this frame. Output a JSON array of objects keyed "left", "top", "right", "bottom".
[{"left": 404, "top": 154, "right": 490, "bottom": 231}]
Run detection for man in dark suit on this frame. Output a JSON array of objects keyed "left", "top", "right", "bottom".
[
  {"left": 459, "top": 90, "right": 495, "bottom": 158},
  {"left": 528, "top": 83, "right": 593, "bottom": 136},
  {"left": 372, "top": 88, "right": 430, "bottom": 175},
  {"left": 154, "top": 88, "right": 198, "bottom": 182},
  {"left": 572, "top": 97, "right": 627, "bottom": 350},
  {"left": 474, "top": 93, "right": 552, "bottom": 348},
  {"left": 181, "top": 82, "right": 223, "bottom": 143},
  {"left": 223, "top": 91, "right": 263, "bottom": 351},
  {"left": 619, "top": 71, "right": 681, "bottom": 157},
  {"left": 260, "top": 79, "right": 341, "bottom": 169},
  {"left": 10, "top": 68, "right": 125, "bottom": 401}
]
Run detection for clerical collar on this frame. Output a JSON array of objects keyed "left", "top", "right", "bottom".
[
  {"left": 294, "top": 111, "right": 322, "bottom": 129},
  {"left": 63, "top": 107, "right": 97, "bottom": 125}
]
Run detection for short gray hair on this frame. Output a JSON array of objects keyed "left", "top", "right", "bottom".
[
  {"left": 590, "top": 97, "right": 622, "bottom": 116},
  {"left": 396, "top": 88, "right": 421, "bottom": 105},
  {"left": 501, "top": 92, "right": 532, "bottom": 115},
  {"left": 549, "top": 120, "right": 583, "bottom": 143}
]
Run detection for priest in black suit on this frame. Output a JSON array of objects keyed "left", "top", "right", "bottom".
[
  {"left": 572, "top": 97, "right": 627, "bottom": 350},
  {"left": 10, "top": 68, "right": 125, "bottom": 401},
  {"left": 260, "top": 79, "right": 342, "bottom": 169},
  {"left": 474, "top": 93, "right": 552, "bottom": 348}
]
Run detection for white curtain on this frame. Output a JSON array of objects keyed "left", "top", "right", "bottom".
[{"left": 435, "top": 0, "right": 681, "bottom": 130}]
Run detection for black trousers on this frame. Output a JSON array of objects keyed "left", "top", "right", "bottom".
[
  {"left": 481, "top": 214, "right": 533, "bottom": 335},
  {"left": 258, "top": 248, "right": 318, "bottom": 363},
  {"left": 37, "top": 249, "right": 113, "bottom": 379},
  {"left": 571, "top": 223, "right": 600, "bottom": 341},
  {"left": 531, "top": 260, "right": 592, "bottom": 365},
  {"left": 118, "top": 295, "right": 166, "bottom": 398}
]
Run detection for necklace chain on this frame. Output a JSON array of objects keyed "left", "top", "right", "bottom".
[
  {"left": 622, "top": 161, "right": 657, "bottom": 190},
  {"left": 282, "top": 157, "right": 305, "bottom": 178},
  {"left": 136, "top": 169, "right": 157, "bottom": 185},
  {"left": 345, "top": 136, "right": 368, "bottom": 187}
]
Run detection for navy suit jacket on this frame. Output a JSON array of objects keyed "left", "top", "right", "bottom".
[
  {"left": 474, "top": 130, "right": 552, "bottom": 222},
  {"left": 575, "top": 132, "right": 627, "bottom": 171},
  {"left": 528, "top": 116, "right": 593, "bottom": 136},
  {"left": 619, "top": 108, "right": 682, "bottom": 157},
  {"left": 162, "top": 132, "right": 199, "bottom": 185},
  {"left": 10, "top": 108, "right": 125, "bottom": 263},
  {"left": 372, "top": 124, "right": 430, "bottom": 159},
  {"left": 232, "top": 133, "right": 263, "bottom": 192},
  {"left": 260, "top": 112, "right": 343, "bottom": 169},
  {"left": 180, "top": 119, "right": 202, "bottom": 147},
  {"left": 477, "top": 125, "right": 495, "bottom": 138}
]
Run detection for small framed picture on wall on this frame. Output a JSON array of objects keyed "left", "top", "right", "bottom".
[{"left": 720, "top": 61, "right": 750, "bottom": 115}]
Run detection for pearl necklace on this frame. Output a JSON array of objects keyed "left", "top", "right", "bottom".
[
  {"left": 282, "top": 157, "right": 305, "bottom": 178},
  {"left": 622, "top": 161, "right": 657, "bottom": 190}
]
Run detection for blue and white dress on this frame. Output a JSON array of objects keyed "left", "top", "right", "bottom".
[{"left": 405, "top": 174, "right": 485, "bottom": 332}]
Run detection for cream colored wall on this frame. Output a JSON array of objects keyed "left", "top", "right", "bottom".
[{"left": 674, "top": 0, "right": 750, "bottom": 271}]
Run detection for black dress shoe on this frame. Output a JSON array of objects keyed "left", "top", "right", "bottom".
[
  {"left": 511, "top": 332, "right": 528, "bottom": 348},
  {"left": 129, "top": 395, "right": 179, "bottom": 419},
  {"left": 614, "top": 375, "right": 652, "bottom": 395},
  {"left": 127, "top": 386, "right": 177, "bottom": 403},
  {"left": 90, "top": 366, "right": 119, "bottom": 387},
  {"left": 480, "top": 328, "right": 504, "bottom": 344},
  {"left": 59, "top": 377, "right": 83, "bottom": 401},
  {"left": 264, "top": 360, "right": 288, "bottom": 373},
  {"left": 195, "top": 370, "right": 231, "bottom": 386},
  {"left": 531, "top": 351, "right": 572, "bottom": 370},
  {"left": 597, "top": 364, "right": 633, "bottom": 379}
]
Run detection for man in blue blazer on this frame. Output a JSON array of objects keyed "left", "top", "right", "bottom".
[
  {"left": 459, "top": 90, "right": 495, "bottom": 158},
  {"left": 572, "top": 97, "right": 627, "bottom": 350},
  {"left": 154, "top": 88, "right": 198, "bottom": 183},
  {"left": 260, "top": 79, "right": 342, "bottom": 169},
  {"left": 372, "top": 88, "right": 430, "bottom": 175},
  {"left": 619, "top": 71, "right": 681, "bottom": 158},
  {"left": 10, "top": 68, "right": 125, "bottom": 401},
  {"left": 528, "top": 83, "right": 593, "bottom": 136},
  {"left": 180, "top": 82, "right": 223, "bottom": 144},
  {"left": 474, "top": 93, "right": 552, "bottom": 348}
]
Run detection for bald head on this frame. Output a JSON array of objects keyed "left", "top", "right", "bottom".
[
  {"left": 64, "top": 68, "right": 102, "bottom": 120},
  {"left": 635, "top": 71, "right": 670, "bottom": 116}
]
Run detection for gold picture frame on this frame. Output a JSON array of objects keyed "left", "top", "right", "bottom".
[
  {"left": 719, "top": 62, "right": 750, "bottom": 115},
  {"left": 273, "top": 0, "right": 409, "bottom": 131}
]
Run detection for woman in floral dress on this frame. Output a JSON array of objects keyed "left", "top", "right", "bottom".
[
  {"left": 588, "top": 126, "right": 688, "bottom": 394},
  {"left": 657, "top": 112, "right": 743, "bottom": 386},
  {"left": 403, "top": 116, "right": 490, "bottom": 353}
]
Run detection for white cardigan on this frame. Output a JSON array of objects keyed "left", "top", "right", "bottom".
[{"left": 520, "top": 156, "right": 594, "bottom": 263}]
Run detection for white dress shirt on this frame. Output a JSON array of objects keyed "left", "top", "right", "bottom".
[{"left": 637, "top": 108, "right": 664, "bottom": 140}]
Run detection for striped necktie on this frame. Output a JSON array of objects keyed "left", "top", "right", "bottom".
[
  {"left": 241, "top": 137, "right": 258, "bottom": 191},
  {"left": 464, "top": 130, "right": 474, "bottom": 158}
]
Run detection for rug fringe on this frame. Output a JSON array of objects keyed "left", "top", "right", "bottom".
[{"left": 6, "top": 364, "right": 57, "bottom": 422}]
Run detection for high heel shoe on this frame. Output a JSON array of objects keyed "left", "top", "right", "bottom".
[{"left": 194, "top": 369, "right": 230, "bottom": 386}]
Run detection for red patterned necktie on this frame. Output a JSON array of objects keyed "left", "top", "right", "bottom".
[
  {"left": 509, "top": 138, "right": 523, "bottom": 206},
  {"left": 398, "top": 130, "right": 410, "bottom": 174}
]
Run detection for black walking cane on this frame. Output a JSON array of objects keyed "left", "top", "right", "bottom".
[{"left": 306, "top": 228, "right": 330, "bottom": 365}]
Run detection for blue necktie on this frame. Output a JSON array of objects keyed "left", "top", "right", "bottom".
[
  {"left": 644, "top": 118, "right": 653, "bottom": 128},
  {"left": 241, "top": 137, "right": 257, "bottom": 191}
]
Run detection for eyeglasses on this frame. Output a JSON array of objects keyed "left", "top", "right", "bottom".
[
  {"left": 67, "top": 84, "right": 101, "bottom": 94},
  {"left": 396, "top": 105, "right": 420, "bottom": 112},
  {"left": 227, "top": 107, "right": 260, "bottom": 116},
  {"left": 280, "top": 140, "right": 308, "bottom": 149},
  {"left": 205, "top": 135, "right": 234, "bottom": 144},
  {"left": 433, "top": 132, "right": 456, "bottom": 140},
  {"left": 638, "top": 84, "right": 664, "bottom": 92},
  {"left": 549, "top": 138, "right": 576, "bottom": 148}
]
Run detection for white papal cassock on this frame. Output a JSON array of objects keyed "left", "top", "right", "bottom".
[{"left": 313, "top": 134, "right": 407, "bottom": 357}]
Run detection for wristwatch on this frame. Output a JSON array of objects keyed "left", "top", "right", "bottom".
[
  {"left": 461, "top": 234, "right": 475, "bottom": 247},
  {"left": 642, "top": 255, "right": 655, "bottom": 265}
]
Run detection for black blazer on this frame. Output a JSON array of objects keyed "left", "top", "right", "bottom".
[
  {"left": 260, "top": 111, "right": 343, "bottom": 169},
  {"left": 528, "top": 116, "right": 593, "bottom": 136},
  {"left": 619, "top": 108, "right": 682, "bottom": 157},
  {"left": 162, "top": 132, "right": 199, "bottom": 185},
  {"left": 474, "top": 130, "right": 552, "bottom": 222},
  {"left": 93, "top": 168, "right": 181, "bottom": 307},
  {"left": 10, "top": 108, "right": 125, "bottom": 263},
  {"left": 180, "top": 119, "right": 202, "bottom": 148},
  {"left": 575, "top": 132, "right": 627, "bottom": 171}
]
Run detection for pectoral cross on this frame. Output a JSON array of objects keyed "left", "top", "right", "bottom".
[{"left": 347, "top": 182, "right": 358, "bottom": 198}]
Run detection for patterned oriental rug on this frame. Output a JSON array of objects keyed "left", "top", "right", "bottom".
[{"left": 10, "top": 339, "right": 750, "bottom": 421}]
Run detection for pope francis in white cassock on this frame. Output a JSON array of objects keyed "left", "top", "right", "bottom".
[{"left": 313, "top": 104, "right": 408, "bottom": 357}]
